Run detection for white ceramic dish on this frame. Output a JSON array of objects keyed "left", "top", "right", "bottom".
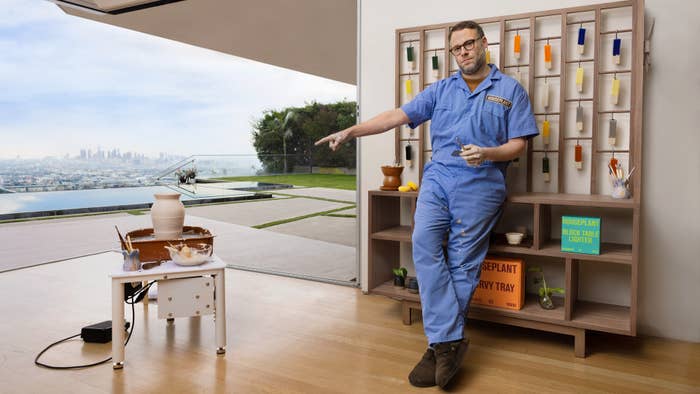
[
  {"left": 166, "top": 244, "right": 212, "bottom": 266},
  {"left": 505, "top": 232, "right": 525, "bottom": 245}
]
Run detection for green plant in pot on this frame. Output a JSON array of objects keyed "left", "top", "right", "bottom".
[
  {"left": 392, "top": 267, "right": 408, "bottom": 287},
  {"left": 528, "top": 266, "right": 565, "bottom": 310}
]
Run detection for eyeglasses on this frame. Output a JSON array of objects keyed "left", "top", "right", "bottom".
[{"left": 449, "top": 36, "right": 483, "bottom": 56}]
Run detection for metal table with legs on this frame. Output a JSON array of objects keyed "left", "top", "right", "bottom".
[{"left": 110, "top": 255, "right": 227, "bottom": 369}]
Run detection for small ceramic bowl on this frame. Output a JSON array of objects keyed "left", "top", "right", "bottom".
[
  {"left": 166, "top": 244, "right": 212, "bottom": 266},
  {"left": 505, "top": 232, "right": 525, "bottom": 245}
]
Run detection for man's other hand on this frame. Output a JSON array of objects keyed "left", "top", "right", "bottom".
[
  {"left": 459, "top": 144, "right": 486, "bottom": 167},
  {"left": 315, "top": 129, "right": 350, "bottom": 152}
]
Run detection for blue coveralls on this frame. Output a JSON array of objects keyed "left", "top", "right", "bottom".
[{"left": 401, "top": 65, "right": 538, "bottom": 344}]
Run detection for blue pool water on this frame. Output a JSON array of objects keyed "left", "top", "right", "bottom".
[{"left": 0, "top": 183, "right": 272, "bottom": 220}]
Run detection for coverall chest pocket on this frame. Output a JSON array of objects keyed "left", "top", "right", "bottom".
[
  {"left": 431, "top": 104, "right": 458, "bottom": 131},
  {"left": 480, "top": 102, "right": 508, "bottom": 144}
]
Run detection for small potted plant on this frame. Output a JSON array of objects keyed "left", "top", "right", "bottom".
[
  {"left": 528, "top": 266, "right": 565, "bottom": 310},
  {"left": 392, "top": 267, "right": 408, "bottom": 287}
]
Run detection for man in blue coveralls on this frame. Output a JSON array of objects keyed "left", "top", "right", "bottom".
[{"left": 316, "top": 21, "right": 538, "bottom": 388}]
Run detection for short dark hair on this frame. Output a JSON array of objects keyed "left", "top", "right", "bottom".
[{"left": 448, "top": 21, "right": 485, "bottom": 43}]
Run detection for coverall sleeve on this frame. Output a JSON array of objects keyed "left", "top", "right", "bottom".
[
  {"left": 507, "top": 86, "right": 539, "bottom": 140},
  {"left": 400, "top": 83, "right": 437, "bottom": 129}
]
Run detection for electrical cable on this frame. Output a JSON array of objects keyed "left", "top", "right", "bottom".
[{"left": 34, "top": 281, "right": 155, "bottom": 369}]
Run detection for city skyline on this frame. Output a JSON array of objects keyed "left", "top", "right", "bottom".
[{"left": 0, "top": 1, "right": 356, "bottom": 159}]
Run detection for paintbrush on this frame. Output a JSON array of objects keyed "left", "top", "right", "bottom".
[{"left": 115, "top": 225, "right": 127, "bottom": 250}]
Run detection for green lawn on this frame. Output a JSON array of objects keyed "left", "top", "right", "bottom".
[{"left": 214, "top": 174, "right": 356, "bottom": 190}]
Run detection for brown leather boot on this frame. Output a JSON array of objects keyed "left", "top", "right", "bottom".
[
  {"left": 434, "top": 339, "right": 469, "bottom": 388},
  {"left": 408, "top": 347, "right": 436, "bottom": 387}
]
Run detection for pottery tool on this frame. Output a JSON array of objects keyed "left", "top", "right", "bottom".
[
  {"left": 611, "top": 76, "right": 620, "bottom": 105},
  {"left": 514, "top": 67, "right": 522, "bottom": 85},
  {"left": 575, "top": 142, "right": 583, "bottom": 170},
  {"left": 542, "top": 155, "right": 551, "bottom": 182},
  {"left": 577, "top": 26, "right": 586, "bottom": 54},
  {"left": 405, "top": 144, "right": 413, "bottom": 168},
  {"left": 576, "top": 66, "right": 584, "bottom": 92},
  {"left": 405, "top": 78, "right": 413, "bottom": 98},
  {"left": 576, "top": 105, "right": 584, "bottom": 132},
  {"left": 609, "top": 117, "right": 617, "bottom": 146},
  {"left": 544, "top": 42, "right": 552, "bottom": 70},
  {"left": 485, "top": 48, "right": 491, "bottom": 64},
  {"left": 452, "top": 137, "right": 468, "bottom": 156},
  {"left": 115, "top": 225, "right": 127, "bottom": 250},
  {"left": 612, "top": 35, "right": 621, "bottom": 65},
  {"left": 431, "top": 52, "right": 440, "bottom": 79},
  {"left": 609, "top": 156, "right": 619, "bottom": 177},
  {"left": 542, "top": 80, "right": 550, "bottom": 108},
  {"left": 625, "top": 166, "right": 636, "bottom": 186},
  {"left": 406, "top": 45, "right": 415, "bottom": 70},
  {"left": 542, "top": 118, "right": 551, "bottom": 146},
  {"left": 514, "top": 32, "right": 521, "bottom": 60}
]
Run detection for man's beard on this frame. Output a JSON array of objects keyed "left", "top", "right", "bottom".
[{"left": 459, "top": 49, "right": 486, "bottom": 75}]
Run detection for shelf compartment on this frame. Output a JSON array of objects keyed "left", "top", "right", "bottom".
[
  {"left": 490, "top": 241, "right": 632, "bottom": 264},
  {"left": 508, "top": 192, "right": 636, "bottom": 208},
  {"left": 540, "top": 241, "right": 632, "bottom": 263},
  {"left": 371, "top": 281, "right": 565, "bottom": 324},
  {"left": 571, "top": 300, "right": 631, "bottom": 335},
  {"left": 489, "top": 233, "right": 534, "bottom": 250},
  {"left": 369, "top": 190, "right": 418, "bottom": 198},
  {"left": 371, "top": 226, "right": 412, "bottom": 242}
]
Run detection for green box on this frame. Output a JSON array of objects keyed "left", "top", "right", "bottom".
[{"left": 561, "top": 216, "right": 600, "bottom": 255}]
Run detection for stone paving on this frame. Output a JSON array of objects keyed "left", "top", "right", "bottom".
[{"left": 0, "top": 188, "right": 358, "bottom": 282}]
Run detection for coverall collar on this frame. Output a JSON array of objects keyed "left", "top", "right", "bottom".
[{"left": 451, "top": 64, "right": 502, "bottom": 96}]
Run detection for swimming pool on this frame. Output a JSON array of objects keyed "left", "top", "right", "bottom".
[{"left": 0, "top": 183, "right": 277, "bottom": 220}]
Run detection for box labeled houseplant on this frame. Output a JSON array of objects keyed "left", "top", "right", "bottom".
[
  {"left": 561, "top": 216, "right": 600, "bottom": 255},
  {"left": 471, "top": 256, "right": 524, "bottom": 310}
]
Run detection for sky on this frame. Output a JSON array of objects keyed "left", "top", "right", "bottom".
[{"left": 0, "top": 0, "right": 356, "bottom": 159}]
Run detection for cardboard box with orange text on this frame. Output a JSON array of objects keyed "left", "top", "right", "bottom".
[{"left": 470, "top": 256, "right": 524, "bottom": 310}]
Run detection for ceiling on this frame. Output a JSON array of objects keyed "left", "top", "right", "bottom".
[{"left": 55, "top": 0, "right": 357, "bottom": 84}]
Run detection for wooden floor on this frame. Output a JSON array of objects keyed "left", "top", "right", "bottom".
[{"left": 0, "top": 253, "right": 698, "bottom": 394}]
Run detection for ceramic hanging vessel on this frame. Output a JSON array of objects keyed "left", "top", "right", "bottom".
[{"left": 151, "top": 193, "right": 185, "bottom": 240}]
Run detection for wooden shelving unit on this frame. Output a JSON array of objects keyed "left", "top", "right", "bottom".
[{"left": 370, "top": 0, "right": 644, "bottom": 358}]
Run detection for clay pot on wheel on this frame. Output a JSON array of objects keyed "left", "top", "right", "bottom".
[
  {"left": 151, "top": 193, "right": 185, "bottom": 240},
  {"left": 380, "top": 165, "right": 404, "bottom": 191}
]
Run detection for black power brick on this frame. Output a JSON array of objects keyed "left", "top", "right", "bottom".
[{"left": 81, "top": 320, "right": 130, "bottom": 343}]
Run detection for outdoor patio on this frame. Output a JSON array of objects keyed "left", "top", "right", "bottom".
[{"left": 0, "top": 187, "right": 358, "bottom": 282}]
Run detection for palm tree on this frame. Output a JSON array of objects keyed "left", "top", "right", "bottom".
[{"left": 277, "top": 110, "right": 295, "bottom": 173}]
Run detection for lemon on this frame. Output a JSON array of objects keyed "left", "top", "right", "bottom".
[
  {"left": 407, "top": 181, "right": 418, "bottom": 191},
  {"left": 398, "top": 185, "right": 411, "bottom": 192}
]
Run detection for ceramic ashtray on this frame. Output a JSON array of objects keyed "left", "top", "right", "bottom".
[{"left": 505, "top": 232, "right": 525, "bottom": 245}]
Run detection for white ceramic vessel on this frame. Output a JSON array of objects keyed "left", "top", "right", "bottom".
[
  {"left": 151, "top": 193, "right": 185, "bottom": 240},
  {"left": 505, "top": 232, "right": 524, "bottom": 245}
]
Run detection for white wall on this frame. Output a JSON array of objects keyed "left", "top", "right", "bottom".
[{"left": 358, "top": 0, "right": 700, "bottom": 342}]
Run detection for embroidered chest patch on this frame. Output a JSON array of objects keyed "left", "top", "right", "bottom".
[{"left": 485, "top": 95, "right": 512, "bottom": 109}]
